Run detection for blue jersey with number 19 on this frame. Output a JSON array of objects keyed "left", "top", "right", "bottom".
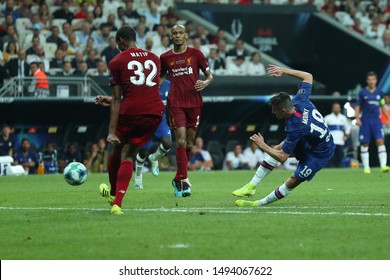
[{"left": 282, "top": 82, "right": 335, "bottom": 158}]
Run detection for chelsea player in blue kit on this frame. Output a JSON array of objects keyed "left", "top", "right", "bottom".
[
  {"left": 134, "top": 80, "right": 172, "bottom": 189},
  {"left": 355, "top": 71, "right": 390, "bottom": 174},
  {"left": 234, "top": 65, "right": 335, "bottom": 207}
]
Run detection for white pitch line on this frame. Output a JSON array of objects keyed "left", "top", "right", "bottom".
[{"left": 0, "top": 206, "right": 390, "bottom": 217}]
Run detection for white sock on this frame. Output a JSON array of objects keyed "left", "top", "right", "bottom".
[
  {"left": 378, "top": 145, "right": 387, "bottom": 168},
  {"left": 149, "top": 143, "right": 169, "bottom": 161},
  {"left": 135, "top": 154, "right": 145, "bottom": 177},
  {"left": 361, "top": 146, "right": 369, "bottom": 169},
  {"left": 257, "top": 183, "right": 292, "bottom": 206},
  {"left": 250, "top": 155, "right": 279, "bottom": 186}
]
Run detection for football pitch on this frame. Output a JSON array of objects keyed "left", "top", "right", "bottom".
[{"left": 1, "top": 168, "right": 390, "bottom": 260}]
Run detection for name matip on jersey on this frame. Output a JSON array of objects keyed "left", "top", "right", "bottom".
[
  {"left": 160, "top": 47, "right": 209, "bottom": 108},
  {"left": 357, "top": 87, "right": 384, "bottom": 119},
  {"left": 109, "top": 48, "right": 164, "bottom": 116},
  {"left": 282, "top": 82, "right": 335, "bottom": 157}
]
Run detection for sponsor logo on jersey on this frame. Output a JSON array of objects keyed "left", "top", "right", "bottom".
[{"left": 297, "top": 88, "right": 305, "bottom": 94}]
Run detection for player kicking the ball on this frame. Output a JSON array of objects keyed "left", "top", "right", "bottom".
[{"left": 233, "top": 65, "right": 335, "bottom": 207}]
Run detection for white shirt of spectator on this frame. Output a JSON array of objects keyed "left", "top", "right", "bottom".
[
  {"left": 324, "top": 112, "right": 350, "bottom": 146},
  {"left": 199, "top": 149, "right": 212, "bottom": 162},
  {"left": 246, "top": 61, "right": 266, "bottom": 76},
  {"left": 223, "top": 151, "right": 248, "bottom": 170},
  {"left": 243, "top": 147, "right": 265, "bottom": 169},
  {"left": 227, "top": 60, "right": 247, "bottom": 76}
]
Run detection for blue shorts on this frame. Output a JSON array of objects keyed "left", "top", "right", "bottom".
[
  {"left": 293, "top": 142, "right": 335, "bottom": 182},
  {"left": 142, "top": 112, "right": 171, "bottom": 150},
  {"left": 359, "top": 118, "right": 384, "bottom": 143}
]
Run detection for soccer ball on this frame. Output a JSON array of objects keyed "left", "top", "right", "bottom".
[{"left": 63, "top": 162, "right": 88, "bottom": 186}]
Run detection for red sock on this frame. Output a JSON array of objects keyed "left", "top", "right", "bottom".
[
  {"left": 175, "top": 147, "right": 188, "bottom": 181},
  {"left": 107, "top": 153, "right": 120, "bottom": 196},
  {"left": 186, "top": 147, "right": 192, "bottom": 163},
  {"left": 113, "top": 160, "right": 133, "bottom": 207}
]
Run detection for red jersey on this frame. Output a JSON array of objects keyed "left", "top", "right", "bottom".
[
  {"left": 109, "top": 48, "right": 164, "bottom": 116},
  {"left": 160, "top": 47, "right": 209, "bottom": 108}
]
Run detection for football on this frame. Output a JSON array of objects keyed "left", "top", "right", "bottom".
[{"left": 63, "top": 162, "right": 88, "bottom": 186}]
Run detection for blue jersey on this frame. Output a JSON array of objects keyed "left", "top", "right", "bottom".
[
  {"left": 357, "top": 88, "right": 384, "bottom": 119},
  {"left": 282, "top": 82, "right": 334, "bottom": 158},
  {"left": 160, "top": 80, "right": 170, "bottom": 107}
]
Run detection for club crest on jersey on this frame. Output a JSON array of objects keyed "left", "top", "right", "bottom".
[
  {"left": 187, "top": 57, "right": 192, "bottom": 65},
  {"left": 169, "top": 61, "right": 175, "bottom": 66}
]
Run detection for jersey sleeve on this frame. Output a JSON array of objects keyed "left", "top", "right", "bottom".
[
  {"left": 196, "top": 49, "right": 209, "bottom": 73},
  {"left": 357, "top": 90, "right": 364, "bottom": 107},
  {"left": 108, "top": 58, "right": 120, "bottom": 87},
  {"left": 281, "top": 128, "right": 306, "bottom": 155},
  {"left": 293, "top": 82, "right": 312, "bottom": 102}
]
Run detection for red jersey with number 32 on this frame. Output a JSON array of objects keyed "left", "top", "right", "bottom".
[
  {"left": 160, "top": 47, "right": 209, "bottom": 108},
  {"left": 109, "top": 48, "right": 164, "bottom": 116}
]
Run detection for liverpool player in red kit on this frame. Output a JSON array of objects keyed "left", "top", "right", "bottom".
[
  {"left": 160, "top": 24, "right": 213, "bottom": 197},
  {"left": 99, "top": 25, "right": 164, "bottom": 214}
]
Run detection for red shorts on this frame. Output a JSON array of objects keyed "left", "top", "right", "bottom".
[
  {"left": 168, "top": 107, "right": 202, "bottom": 131},
  {"left": 116, "top": 114, "right": 162, "bottom": 146}
]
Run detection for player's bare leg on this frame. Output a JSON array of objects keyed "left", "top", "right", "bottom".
[
  {"left": 376, "top": 138, "right": 389, "bottom": 172},
  {"left": 233, "top": 143, "right": 282, "bottom": 197},
  {"left": 149, "top": 136, "right": 172, "bottom": 176},
  {"left": 236, "top": 174, "right": 299, "bottom": 207},
  {"left": 172, "top": 127, "right": 188, "bottom": 197}
]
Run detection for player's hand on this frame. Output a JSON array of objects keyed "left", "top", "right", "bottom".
[
  {"left": 267, "top": 64, "right": 284, "bottom": 77},
  {"left": 194, "top": 80, "right": 208, "bottom": 91},
  {"left": 356, "top": 119, "right": 362, "bottom": 126},
  {"left": 250, "top": 133, "right": 265, "bottom": 148},
  {"left": 107, "top": 133, "right": 121, "bottom": 144},
  {"left": 95, "top": 95, "right": 111, "bottom": 107}
]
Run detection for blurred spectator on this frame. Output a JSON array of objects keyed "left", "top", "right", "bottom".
[
  {"left": 1, "top": 0, "right": 20, "bottom": 23},
  {"left": 16, "top": 0, "right": 33, "bottom": 19},
  {"left": 59, "top": 22, "right": 76, "bottom": 44},
  {"left": 145, "top": 37, "right": 154, "bottom": 52},
  {"left": 85, "top": 138, "right": 108, "bottom": 172},
  {"left": 50, "top": 49, "right": 65, "bottom": 69},
  {"left": 101, "top": 37, "right": 120, "bottom": 65},
  {"left": 188, "top": 145, "right": 206, "bottom": 171},
  {"left": 56, "top": 61, "right": 74, "bottom": 76},
  {"left": 152, "top": 34, "right": 170, "bottom": 57},
  {"left": 68, "top": 32, "right": 81, "bottom": 54},
  {"left": 26, "top": 36, "right": 41, "bottom": 55},
  {"left": 124, "top": 1, "right": 140, "bottom": 19},
  {"left": 227, "top": 38, "right": 248, "bottom": 57},
  {"left": 247, "top": 51, "right": 266, "bottom": 76},
  {"left": 223, "top": 143, "right": 249, "bottom": 170},
  {"left": 94, "top": 23, "right": 111, "bottom": 47},
  {"left": 117, "top": 7, "right": 126, "bottom": 26},
  {"left": 40, "top": 141, "right": 59, "bottom": 174},
  {"left": 13, "top": 138, "right": 38, "bottom": 175},
  {"left": 191, "top": 25, "right": 209, "bottom": 45},
  {"left": 75, "top": 0, "right": 89, "bottom": 19},
  {"left": 103, "top": 0, "right": 121, "bottom": 11},
  {"left": 207, "top": 48, "right": 225, "bottom": 72},
  {"left": 217, "top": 38, "right": 228, "bottom": 63},
  {"left": 243, "top": 141, "right": 265, "bottom": 169},
  {"left": 58, "top": 41, "right": 72, "bottom": 55},
  {"left": 2, "top": 25, "right": 19, "bottom": 49},
  {"left": 85, "top": 37, "right": 96, "bottom": 54},
  {"left": 208, "top": 28, "right": 225, "bottom": 45},
  {"left": 71, "top": 50, "right": 84, "bottom": 69},
  {"left": 144, "top": 2, "right": 161, "bottom": 26},
  {"left": 106, "top": 13, "right": 118, "bottom": 32},
  {"left": 77, "top": 22, "right": 93, "bottom": 46},
  {"left": 93, "top": 5, "right": 103, "bottom": 19},
  {"left": 27, "top": 44, "right": 50, "bottom": 73},
  {"left": 136, "top": 24, "right": 148, "bottom": 48},
  {"left": 28, "top": 61, "right": 49, "bottom": 97},
  {"left": 321, "top": 0, "right": 339, "bottom": 17},
  {"left": 0, "top": 14, "right": 14, "bottom": 37},
  {"left": 193, "top": 137, "right": 214, "bottom": 170},
  {"left": 192, "top": 37, "right": 210, "bottom": 57},
  {"left": 0, "top": 124, "right": 15, "bottom": 156},
  {"left": 46, "top": 26, "right": 65, "bottom": 46},
  {"left": 58, "top": 143, "right": 82, "bottom": 172},
  {"left": 85, "top": 49, "right": 99, "bottom": 68},
  {"left": 381, "top": 30, "right": 390, "bottom": 50},
  {"left": 73, "top": 61, "right": 89, "bottom": 76},
  {"left": 90, "top": 60, "right": 108, "bottom": 76},
  {"left": 3, "top": 41, "right": 18, "bottom": 64},
  {"left": 52, "top": 0, "right": 75, "bottom": 24},
  {"left": 184, "top": 20, "right": 194, "bottom": 37},
  {"left": 227, "top": 55, "right": 247, "bottom": 76},
  {"left": 5, "top": 49, "right": 30, "bottom": 77}
]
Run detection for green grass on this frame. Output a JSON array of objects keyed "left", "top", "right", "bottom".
[{"left": 1, "top": 168, "right": 390, "bottom": 260}]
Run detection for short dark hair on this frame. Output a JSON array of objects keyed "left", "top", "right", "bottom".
[
  {"left": 367, "top": 71, "right": 377, "bottom": 79},
  {"left": 269, "top": 92, "right": 293, "bottom": 110},
  {"left": 115, "top": 25, "right": 136, "bottom": 42}
]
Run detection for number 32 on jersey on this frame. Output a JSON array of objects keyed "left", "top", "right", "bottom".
[{"left": 128, "top": 60, "right": 157, "bottom": 87}]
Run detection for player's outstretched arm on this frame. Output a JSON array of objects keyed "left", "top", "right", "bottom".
[
  {"left": 250, "top": 133, "right": 290, "bottom": 163},
  {"left": 194, "top": 69, "right": 213, "bottom": 91},
  {"left": 267, "top": 64, "right": 313, "bottom": 84}
]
